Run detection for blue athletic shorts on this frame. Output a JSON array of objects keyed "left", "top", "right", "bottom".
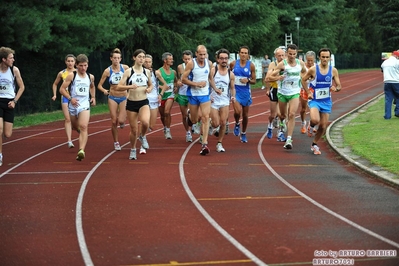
[
  {"left": 308, "top": 99, "right": 332, "bottom": 114},
  {"left": 188, "top": 95, "right": 210, "bottom": 105},
  {"left": 236, "top": 90, "right": 252, "bottom": 106},
  {"left": 108, "top": 95, "right": 127, "bottom": 105},
  {"left": 62, "top": 95, "right": 69, "bottom": 104}
]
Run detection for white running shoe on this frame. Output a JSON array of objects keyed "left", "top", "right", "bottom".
[
  {"left": 139, "top": 135, "right": 149, "bottom": 149},
  {"left": 139, "top": 146, "right": 146, "bottom": 154},
  {"left": 129, "top": 149, "right": 137, "bottom": 160},
  {"left": 68, "top": 141, "right": 74, "bottom": 149},
  {"left": 114, "top": 142, "right": 122, "bottom": 151},
  {"left": 186, "top": 133, "right": 193, "bottom": 142},
  {"left": 216, "top": 143, "right": 225, "bottom": 152},
  {"left": 164, "top": 130, "right": 172, "bottom": 139}
]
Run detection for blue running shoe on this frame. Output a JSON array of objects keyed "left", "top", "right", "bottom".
[
  {"left": 234, "top": 123, "right": 240, "bottom": 136},
  {"left": 240, "top": 133, "right": 248, "bottom": 143},
  {"left": 277, "top": 131, "right": 286, "bottom": 142},
  {"left": 266, "top": 128, "right": 273, "bottom": 139}
]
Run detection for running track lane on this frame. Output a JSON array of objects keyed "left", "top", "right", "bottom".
[{"left": 0, "top": 70, "right": 398, "bottom": 265}]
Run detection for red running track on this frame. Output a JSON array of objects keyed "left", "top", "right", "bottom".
[{"left": 1, "top": 70, "right": 398, "bottom": 266}]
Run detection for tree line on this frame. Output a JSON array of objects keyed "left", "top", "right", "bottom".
[{"left": 1, "top": 0, "right": 397, "bottom": 114}]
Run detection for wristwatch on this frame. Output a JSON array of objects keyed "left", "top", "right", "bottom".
[{"left": 13, "top": 99, "right": 17, "bottom": 104}]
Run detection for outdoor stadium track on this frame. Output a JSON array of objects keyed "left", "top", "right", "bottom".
[{"left": 0, "top": 70, "right": 398, "bottom": 266}]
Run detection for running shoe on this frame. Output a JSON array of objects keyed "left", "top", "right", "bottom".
[
  {"left": 261, "top": 86, "right": 265, "bottom": 90},
  {"left": 277, "top": 131, "right": 286, "bottom": 142},
  {"left": 0, "top": 155, "right": 3, "bottom": 166},
  {"left": 301, "top": 123, "right": 306, "bottom": 134},
  {"left": 311, "top": 144, "right": 321, "bottom": 155},
  {"left": 114, "top": 142, "right": 122, "bottom": 151},
  {"left": 68, "top": 141, "right": 75, "bottom": 149},
  {"left": 280, "top": 120, "right": 287, "bottom": 132},
  {"left": 164, "top": 130, "right": 172, "bottom": 139},
  {"left": 139, "top": 146, "right": 146, "bottom": 154},
  {"left": 266, "top": 127, "right": 273, "bottom": 139},
  {"left": 214, "top": 127, "right": 220, "bottom": 137},
  {"left": 284, "top": 139, "right": 293, "bottom": 149},
  {"left": 200, "top": 145, "right": 210, "bottom": 155},
  {"left": 186, "top": 133, "right": 193, "bottom": 143},
  {"left": 192, "top": 122, "right": 201, "bottom": 135},
  {"left": 119, "top": 123, "right": 125, "bottom": 129},
  {"left": 139, "top": 135, "right": 149, "bottom": 149},
  {"left": 225, "top": 123, "right": 229, "bottom": 135},
  {"left": 240, "top": 133, "right": 248, "bottom": 143},
  {"left": 234, "top": 123, "right": 240, "bottom": 136},
  {"left": 129, "top": 149, "right": 137, "bottom": 160},
  {"left": 313, "top": 127, "right": 317, "bottom": 133},
  {"left": 307, "top": 125, "right": 313, "bottom": 137},
  {"left": 272, "top": 116, "right": 279, "bottom": 128},
  {"left": 216, "top": 143, "right": 225, "bottom": 152},
  {"left": 76, "top": 149, "right": 85, "bottom": 161}
]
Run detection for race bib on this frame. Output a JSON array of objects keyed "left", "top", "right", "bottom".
[
  {"left": 110, "top": 73, "right": 122, "bottom": 84},
  {"left": 75, "top": 82, "right": 89, "bottom": 96},
  {"left": 166, "top": 82, "right": 174, "bottom": 92},
  {"left": 315, "top": 87, "right": 330, "bottom": 99},
  {"left": 234, "top": 76, "right": 247, "bottom": 86},
  {"left": 0, "top": 82, "right": 13, "bottom": 94}
]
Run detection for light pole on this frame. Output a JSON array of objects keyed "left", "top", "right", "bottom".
[{"left": 295, "top": 17, "right": 300, "bottom": 49}]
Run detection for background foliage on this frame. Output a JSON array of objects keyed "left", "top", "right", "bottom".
[{"left": 0, "top": 0, "right": 397, "bottom": 114}]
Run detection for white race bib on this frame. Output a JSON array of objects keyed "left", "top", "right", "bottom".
[
  {"left": 315, "top": 87, "right": 330, "bottom": 99},
  {"left": 75, "top": 83, "right": 89, "bottom": 96},
  {"left": 0, "top": 82, "right": 13, "bottom": 94},
  {"left": 234, "top": 76, "right": 247, "bottom": 86}
]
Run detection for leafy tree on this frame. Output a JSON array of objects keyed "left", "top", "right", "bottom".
[
  {"left": 0, "top": 0, "right": 133, "bottom": 57},
  {"left": 376, "top": 0, "right": 399, "bottom": 51}
]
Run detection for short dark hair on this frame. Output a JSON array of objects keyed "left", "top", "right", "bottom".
[
  {"left": 239, "top": 45, "right": 250, "bottom": 55},
  {"left": 217, "top": 48, "right": 230, "bottom": 58},
  {"left": 287, "top": 44, "right": 298, "bottom": 51},
  {"left": 182, "top": 50, "right": 193, "bottom": 57},
  {"left": 318, "top": 48, "right": 332, "bottom": 57}
]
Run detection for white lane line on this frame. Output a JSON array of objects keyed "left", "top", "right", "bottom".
[
  {"left": 7, "top": 171, "right": 90, "bottom": 175},
  {"left": 178, "top": 140, "right": 267, "bottom": 266},
  {"left": 257, "top": 132, "right": 399, "bottom": 249},
  {"left": 4, "top": 118, "right": 110, "bottom": 145}
]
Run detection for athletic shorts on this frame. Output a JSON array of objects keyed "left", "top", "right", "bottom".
[
  {"left": 300, "top": 88, "right": 314, "bottom": 101},
  {"left": 175, "top": 94, "right": 189, "bottom": 106},
  {"left": 148, "top": 101, "right": 158, "bottom": 110},
  {"left": 268, "top": 87, "right": 278, "bottom": 102},
  {"left": 160, "top": 97, "right": 174, "bottom": 108},
  {"left": 236, "top": 90, "right": 252, "bottom": 106},
  {"left": 69, "top": 106, "right": 90, "bottom": 117},
  {"left": 277, "top": 92, "right": 300, "bottom": 103},
  {"left": 62, "top": 95, "right": 69, "bottom": 104},
  {"left": 188, "top": 95, "right": 210, "bottom": 105},
  {"left": 211, "top": 102, "right": 230, "bottom": 110},
  {"left": 126, "top": 99, "right": 149, "bottom": 113},
  {"left": 109, "top": 95, "right": 127, "bottom": 105},
  {"left": 308, "top": 99, "right": 332, "bottom": 114},
  {"left": 0, "top": 98, "right": 15, "bottom": 123}
]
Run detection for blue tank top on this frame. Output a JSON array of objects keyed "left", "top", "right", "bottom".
[
  {"left": 232, "top": 60, "right": 251, "bottom": 92},
  {"left": 109, "top": 64, "right": 125, "bottom": 85},
  {"left": 310, "top": 65, "right": 333, "bottom": 101}
]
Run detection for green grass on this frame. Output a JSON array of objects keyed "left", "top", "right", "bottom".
[
  {"left": 14, "top": 104, "right": 110, "bottom": 128},
  {"left": 342, "top": 98, "right": 399, "bottom": 176}
]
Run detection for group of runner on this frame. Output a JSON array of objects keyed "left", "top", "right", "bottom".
[{"left": 0, "top": 44, "right": 342, "bottom": 165}]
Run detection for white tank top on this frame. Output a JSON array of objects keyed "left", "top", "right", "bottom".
[
  {"left": 0, "top": 67, "right": 15, "bottom": 99},
  {"left": 211, "top": 68, "right": 230, "bottom": 102},
  {"left": 279, "top": 59, "right": 302, "bottom": 95},
  {"left": 189, "top": 58, "right": 210, "bottom": 96}
]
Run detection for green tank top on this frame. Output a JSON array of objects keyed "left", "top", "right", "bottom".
[{"left": 159, "top": 67, "right": 175, "bottom": 94}]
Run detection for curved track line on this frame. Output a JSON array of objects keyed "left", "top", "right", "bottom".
[
  {"left": 257, "top": 124, "right": 399, "bottom": 249},
  {"left": 178, "top": 140, "right": 267, "bottom": 266}
]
